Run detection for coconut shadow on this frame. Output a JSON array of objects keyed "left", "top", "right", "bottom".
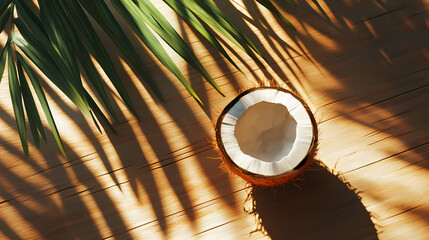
[{"left": 247, "top": 161, "right": 378, "bottom": 240}]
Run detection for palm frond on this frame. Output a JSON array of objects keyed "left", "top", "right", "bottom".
[
  {"left": 0, "top": 4, "right": 12, "bottom": 33},
  {"left": 0, "top": 39, "right": 9, "bottom": 82},
  {"left": 112, "top": 0, "right": 203, "bottom": 103},
  {"left": 60, "top": 0, "right": 135, "bottom": 120},
  {"left": 0, "top": 0, "right": 295, "bottom": 157},
  {"left": 17, "top": 59, "right": 46, "bottom": 148},
  {"left": 0, "top": 0, "right": 12, "bottom": 17},
  {"left": 8, "top": 46, "right": 28, "bottom": 157},
  {"left": 162, "top": 0, "right": 244, "bottom": 74},
  {"left": 77, "top": 0, "right": 163, "bottom": 105},
  {"left": 18, "top": 53, "right": 66, "bottom": 156}
]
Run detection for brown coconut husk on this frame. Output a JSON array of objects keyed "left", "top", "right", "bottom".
[{"left": 213, "top": 86, "right": 318, "bottom": 186}]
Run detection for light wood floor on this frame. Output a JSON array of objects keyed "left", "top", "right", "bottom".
[{"left": 0, "top": 0, "right": 428, "bottom": 239}]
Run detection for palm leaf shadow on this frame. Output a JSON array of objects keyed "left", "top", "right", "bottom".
[
  {"left": 213, "top": 0, "right": 305, "bottom": 93},
  {"left": 275, "top": 0, "right": 429, "bottom": 170},
  {"left": 0, "top": 108, "right": 132, "bottom": 239}
]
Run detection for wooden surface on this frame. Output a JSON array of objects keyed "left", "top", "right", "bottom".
[{"left": 1, "top": 0, "right": 428, "bottom": 239}]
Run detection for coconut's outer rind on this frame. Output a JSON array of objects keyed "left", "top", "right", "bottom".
[
  {"left": 214, "top": 87, "right": 318, "bottom": 186},
  {"left": 214, "top": 141, "right": 317, "bottom": 186},
  {"left": 220, "top": 89, "right": 313, "bottom": 175}
]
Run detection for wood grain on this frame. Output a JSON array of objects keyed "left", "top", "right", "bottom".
[{"left": 0, "top": 0, "right": 428, "bottom": 239}]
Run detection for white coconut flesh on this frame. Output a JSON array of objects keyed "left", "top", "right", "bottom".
[{"left": 220, "top": 89, "right": 314, "bottom": 176}]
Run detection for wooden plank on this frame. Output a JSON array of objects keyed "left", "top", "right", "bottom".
[{"left": 1, "top": 0, "right": 428, "bottom": 239}]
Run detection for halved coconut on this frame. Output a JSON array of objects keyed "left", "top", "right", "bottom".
[{"left": 215, "top": 87, "right": 318, "bottom": 186}]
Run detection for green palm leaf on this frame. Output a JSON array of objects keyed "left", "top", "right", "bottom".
[
  {"left": 0, "top": 0, "right": 12, "bottom": 16},
  {"left": 12, "top": 27, "right": 90, "bottom": 117},
  {"left": 2, "top": 0, "right": 288, "bottom": 156},
  {"left": 125, "top": 0, "right": 224, "bottom": 96},
  {"left": 14, "top": 3, "right": 91, "bottom": 117},
  {"left": 60, "top": 1, "right": 136, "bottom": 119},
  {"left": 0, "top": 5, "right": 12, "bottom": 33},
  {"left": 162, "top": 0, "right": 243, "bottom": 74},
  {"left": 112, "top": 0, "right": 203, "bottom": 103},
  {"left": 77, "top": 0, "right": 163, "bottom": 103},
  {"left": 191, "top": 0, "right": 265, "bottom": 60},
  {"left": 86, "top": 94, "right": 117, "bottom": 134},
  {"left": 17, "top": 59, "right": 46, "bottom": 148},
  {"left": 38, "top": 1, "right": 90, "bottom": 112},
  {"left": 17, "top": 53, "right": 66, "bottom": 157},
  {"left": 180, "top": 0, "right": 264, "bottom": 66},
  {"left": 49, "top": 1, "right": 118, "bottom": 122},
  {"left": 13, "top": 0, "right": 44, "bottom": 32},
  {"left": 0, "top": 39, "right": 10, "bottom": 82},
  {"left": 14, "top": 1, "right": 84, "bottom": 91},
  {"left": 8, "top": 46, "right": 28, "bottom": 156}
]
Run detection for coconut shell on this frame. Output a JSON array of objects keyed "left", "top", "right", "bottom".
[{"left": 214, "top": 87, "right": 318, "bottom": 186}]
